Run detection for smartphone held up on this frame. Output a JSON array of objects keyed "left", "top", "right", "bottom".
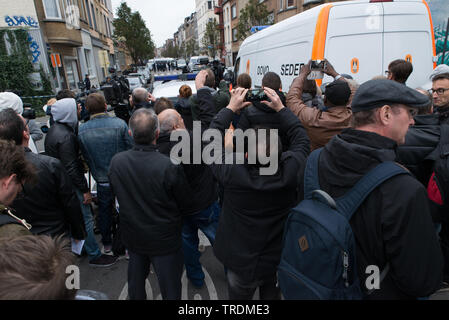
[{"left": 307, "top": 60, "right": 327, "bottom": 80}]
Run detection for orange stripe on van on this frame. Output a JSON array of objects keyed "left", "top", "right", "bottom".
[
  {"left": 422, "top": 0, "right": 437, "bottom": 69},
  {"left": 312, "top": 4, "right": 333, "bottom": 86}
]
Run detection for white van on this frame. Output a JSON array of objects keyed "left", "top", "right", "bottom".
[{"left": 235, "top": 0, "right": 437, "bottom": 90}]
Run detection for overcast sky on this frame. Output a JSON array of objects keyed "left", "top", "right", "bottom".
[{"left": 111, "top": 0, "right": 196, "bottom": 48}]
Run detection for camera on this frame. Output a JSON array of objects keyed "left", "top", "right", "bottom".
[
  {"left": 311, "top": 60, "right": 326, "bottom": 70},
  {"left": 245, "top": 89, "right": 269, "bottom": 102},
  {"left": 22, "top": 103, "right": 36, "bottom": 120},
  {"left": 308, "top": 60, "right": 326, "bottom": 80}
]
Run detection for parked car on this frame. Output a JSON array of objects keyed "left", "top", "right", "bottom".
[
  {"left": 177, "top": 59, "right": 188, "bottom": 73},
  {"left": 188, "top": 56, "right": 210, "bottom": 73},
  {"left": 126, "top": 74, "right": 146, "bottom": 91}
]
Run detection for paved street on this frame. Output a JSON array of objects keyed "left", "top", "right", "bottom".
[
  {"left": 34, "top": 116, "right": 449, "bottom": 301},
  {"left": 76, "top": 228, "right": 229, "bottom": 300},
  {"left": 35, "top": 115, "right": 230, "bottom": 300}
]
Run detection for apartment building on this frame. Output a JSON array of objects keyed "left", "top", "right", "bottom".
[
  {"left": 196, "top": 0, "right": 219, "bottom": 53},
  {"left": 33, "top": 0, "right": 116, "bottom": 90},
  {"left": 0, "top": 0, "right": 50, "bottom": 89}
]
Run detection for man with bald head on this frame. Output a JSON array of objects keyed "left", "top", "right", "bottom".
[
  {"left": 129, "top": 87, "right": 156, "bottom": 113},
  {"left": 157, "top": 108, "right": 220, "bottom": 289},
  {"left": 109, "top": 108, "right": 193, "bottom": 300}
]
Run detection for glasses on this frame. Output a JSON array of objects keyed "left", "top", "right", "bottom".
[
  {"left": 430, "top": 88, "right": 449, "bottom": 95},
  {"left": 385, "top": 70, "right": 391, "bottom": 76}
]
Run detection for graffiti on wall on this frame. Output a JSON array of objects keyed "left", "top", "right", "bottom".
[
  {"left": 428, "top": 0, "right": 449, "bottom": 65},
  {"left": 27, "top": 33, "right": 41, "bottom": 64},
  {"left": 4, "top": 16, "right": 39, "bottom": 28}
]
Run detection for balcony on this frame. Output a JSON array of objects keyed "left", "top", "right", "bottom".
[
  {"left": 214, "top": 6, "right": 223, "bottom": 15},
  {"left": 216, "top": 23, "right": 224, "bottom": 30},
  {"left": 42, "top": 20, "right": 82, "bottom": 47}
]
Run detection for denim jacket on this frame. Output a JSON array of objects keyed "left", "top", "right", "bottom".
[{"left": 78, "top": 113, "right": 133, "bottom": 183}]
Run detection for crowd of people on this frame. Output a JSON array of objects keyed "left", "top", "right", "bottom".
[{"left": 0, "top": 57, "right": 449, "bottom": 301}]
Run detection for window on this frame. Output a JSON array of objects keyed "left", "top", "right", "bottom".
[
  {"left": 43, "top": 0, "right": 62, "bottom": 19},
  {"left": 231, "top": 5, "right": 236, "bottom": 19},
  {"left": 287, "top": 0, "right": 294, "bottom": 7},
  {"left": 208, "top": 1, "right": 212, "bottom": 10},
  {"left": 91, "top": 4, "right": 97, "bottom": 29},
  {"left": 232, "top": 28, "right": 237, "bottom": 42},
  {"left": 84, "top": 49, "right": 94, "bottom": 76},
  {"left": 279, "top": 0, "right": 284, "bottom": 11},
  {"left": 104, "top": 15, "right": 108, "bottom": 36},
  {"left": 85, "top": 0, "right": 92, "bottom": 26}
]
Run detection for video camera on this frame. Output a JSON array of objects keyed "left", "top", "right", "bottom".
[
  {"left": 208, "top": 60, "right": 224, "bottom": 88},
  {"left": 100, "top": 67, "right": 131, "bottom": 123},
  {"left": 22, "top": 103, "right": 36, "bottom": 120}
]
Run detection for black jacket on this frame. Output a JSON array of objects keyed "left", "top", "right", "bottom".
[
  {"left": 44, "top": 122, "right": 89, "bottom": 193},
  {"left": 237, "top": 91, "right": 290, "bottom": 150},
  {"left": 174, "top": 98, "right": 194, "bottom": 131},
  {"left": 209, "top": 106, "right": 310, "bottom": 280},
  {"left": 302, "top": 128, "right": 443, "bottom": 299},
  {"left": 108, "top": 144, "right": 193, "bottom": 256},
  {"left": 397, "top": 114, "right": 440, "bottom": 186},
  {"left": 11, "top": 148, "right": 86, "bottom": 240},
  {"left": 157, "top": 131, "right": 218, "bottom": 215}
]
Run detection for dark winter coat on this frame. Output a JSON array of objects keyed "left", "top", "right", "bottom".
[
  {"left": 208, "top": 104, "right": 310, "bottom": 281},
  {"left": 11, "top": 148, "right": 86, "bottom": 240},
  {"left": 157, "top": 130, "right": 218, "bottom": 215},
  {"left": 45, "top": 122, "right": 89, "bottom": 193},
  {"left": 108, "top": 144, "right": 193, "bottom": 256},
  {"left": 300, "top": 128, "right": 444, "bottom": 299},
  {"left": 174, "top": 97, "right": 194, "bottom": 131}
]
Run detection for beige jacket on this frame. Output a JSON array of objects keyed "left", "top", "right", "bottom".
[{"left": 286, "top": 77, "right": 354, "bottom": 151}]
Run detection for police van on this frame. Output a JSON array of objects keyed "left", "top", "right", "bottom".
[{"left": 235, "top": 0, "right": 436, "bottom": 90}]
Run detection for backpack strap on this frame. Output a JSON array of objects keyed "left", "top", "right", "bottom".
[
  {"left": 336, "top": 162, "right": 409, "bottom": 221},
  {"left": 304, "top": 148, "right": 323, "bottom": 199}
]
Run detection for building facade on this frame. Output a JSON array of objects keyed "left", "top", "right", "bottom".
[
  {"left": 195, "top": 0, "right": 219, "bottom": 53},
  {"left": 1, "top": 0, "right": 51, "bottom": 90}
]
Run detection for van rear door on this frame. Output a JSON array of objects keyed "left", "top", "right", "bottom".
[
  {"left": 382, "top": 0, "right": 435, "bottom": 88},
  {"left": 324, "top": 2, "right": 384, "bottom": 85}
]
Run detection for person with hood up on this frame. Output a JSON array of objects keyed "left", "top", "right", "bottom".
[{"left": 45, "top": 98, "right": 117, "bottom": 267}]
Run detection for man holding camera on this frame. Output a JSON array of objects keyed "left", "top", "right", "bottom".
[
  {"left": 286, "top": 59, "right": 353, "bottom": 151},
  {"left": 199, "top": 83, "right": 310, "bottom": 299}
]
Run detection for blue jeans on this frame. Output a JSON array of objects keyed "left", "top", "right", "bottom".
[
  {"left": 97, "top": 184, "right": 113, "bottom": 246},
  {"left": 76, "top": 189, "right": 102, "bottom": 261},
  {"left": 182, "top": 202, "right": 220, "bottom": 285}
]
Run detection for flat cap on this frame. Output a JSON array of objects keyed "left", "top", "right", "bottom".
[{"left": 352, "top": 79, "right": 431, "bottom": 113}]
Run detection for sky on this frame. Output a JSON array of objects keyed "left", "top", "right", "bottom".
[{"left": 111, "top": 0, "right": 196, "bottom": 48}]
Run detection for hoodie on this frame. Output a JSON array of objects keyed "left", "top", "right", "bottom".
[{"left": 51, "top": 98, "right": 78, "bottom": 130}]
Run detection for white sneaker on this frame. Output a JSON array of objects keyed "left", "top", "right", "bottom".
[{"left": 102, "top": 245, "right": 113, "bottom": 256}]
